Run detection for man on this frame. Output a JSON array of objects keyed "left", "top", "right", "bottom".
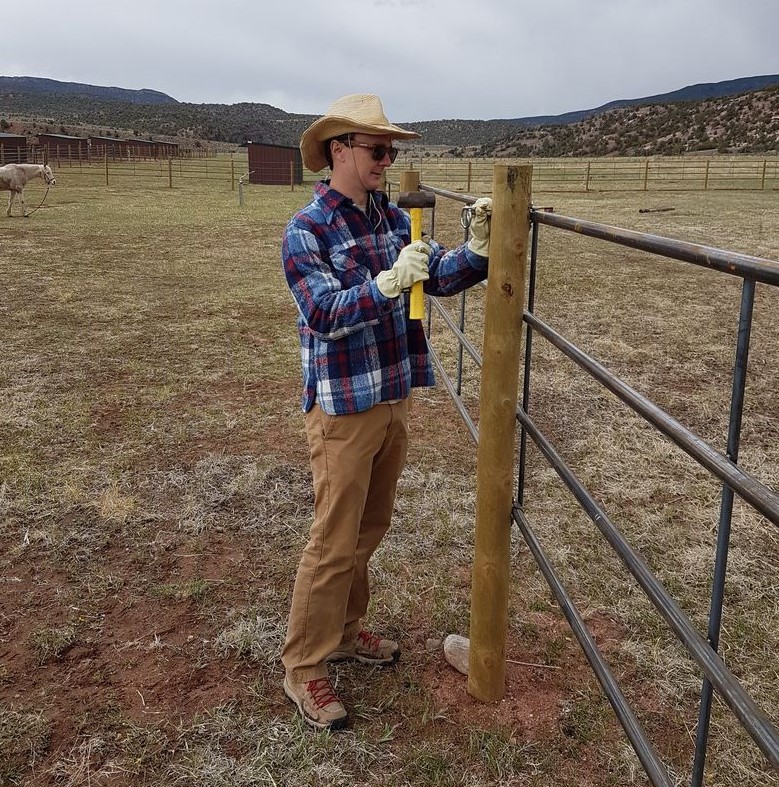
[{"left": 281, "top": 93, "right": 491, "bottom": 730}]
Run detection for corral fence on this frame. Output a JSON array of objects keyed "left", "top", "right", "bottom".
[
  {"left": 4, "top": 148, "right": 778, "bottom": 194},
  {"left": 0, "top": 143, "right": 225, "bottom": 167},
  {"left": 0, "top": 152, "right": 255, "bottom": 190},
  {"left": 409, "top": 165, "right": 779, "bottom": 784},
  {"left": 393, "top": 156, "right": 779, "bottom": 193}
]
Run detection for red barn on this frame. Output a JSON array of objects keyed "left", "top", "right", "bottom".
[
  {"left": 154, "top": 139, "right": 179, "bottom": 158},
  {"left": 89, "top": 135, "right": 129, "bottom": 159},
  {"left": 0, "top": 132, "right": 28, "bottom": 163},
  {"left": 247, "top": 142, "right": 303, "bottom": 185},
  {"left": 128, "top": 139, "right": 155, "bottom": 159},
  {"left": 38, "top": 133, "right": 86, "bottom": 162},
  {"left": 126, "top": 138, "right": 180, "bottom": 159}
]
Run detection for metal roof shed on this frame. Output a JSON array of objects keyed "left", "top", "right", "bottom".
[
  {"left": 247, "top": 142, "right": 303, "bottom": 185},
  {"left": 0, "top": 132, "right": 28, "bottom": 163},
  {"left": 88, "top": 136, "right": 130, "bottom": 159},
  {"left": 38, "top": 133, "right": 86, "bottom": 161}
]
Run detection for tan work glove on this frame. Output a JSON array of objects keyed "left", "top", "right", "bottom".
[
  {"left": 375, "top": 240, "right": 431, "bottom": 298},
  {"left": 467, "top": 197, "right": 492, "bottom": 257}
]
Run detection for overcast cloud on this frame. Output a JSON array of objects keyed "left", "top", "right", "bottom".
[{"left": 4, "top": 0, "right": 778, "bottom": 122}]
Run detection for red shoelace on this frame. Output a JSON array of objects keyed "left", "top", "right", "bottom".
[
  {"left": 306, "top": 678, "right": 340, "bottom": 709},
  {"left": 357, "top": 630, "right": 383, "bottom": 652}
]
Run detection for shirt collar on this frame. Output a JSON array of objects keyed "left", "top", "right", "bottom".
[{"left": 314, "top": 179, "right": 389, "bottom": 225}]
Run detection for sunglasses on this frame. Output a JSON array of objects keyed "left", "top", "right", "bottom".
[{"left": 346, "top": 138, "right": 399, "bottom": 164}]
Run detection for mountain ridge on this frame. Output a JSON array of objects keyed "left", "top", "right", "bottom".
[
  {"left": 0, "top": 76, "right": 177, "bottom": 105},
  {"left": 478, "top": 74, "right": 779, "bottom": 126},
  {"left": 1, "top": 74, "right": 778, "bottom": 156},
  {"left": 3, "top": 73, "right": 779, "bottom": 128}
]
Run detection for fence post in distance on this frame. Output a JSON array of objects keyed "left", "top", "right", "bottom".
[
  {"left": 468, "top": 164, "right": 531, "bottom": 702},
  {"left": 399, "top": 169, "right": 420, "bottom": 202}
]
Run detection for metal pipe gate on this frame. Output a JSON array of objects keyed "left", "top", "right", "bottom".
[{"left": 414, "top": 173, "right": 779, "bottom": 784}]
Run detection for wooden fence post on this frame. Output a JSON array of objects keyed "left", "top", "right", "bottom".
[
  {"left": 760, "top": 160, "right": 767, "bottom": 191},
  {"left": 468, "top": 164, "right": 531, "bottom": 702},
  {"left": 643, "top": 160, "right": 649, "bottom": 191},
  {"left": 399, "top": 169, "right": 420, "bottom": 197},
  {"left": 168, "top": 158, "right": 173, "bottom": 188},
  {"left": 584, "top": 161, "right": 591, "bottom": 192},
  {"left": 104, "top": 151, "right": 109, "bottom": 186},
  {"left": 704, "top": 160, "right": 710, "bottom": 191},
  {"left": 231, "top": 155, "right": 235, "bottom": 191}
]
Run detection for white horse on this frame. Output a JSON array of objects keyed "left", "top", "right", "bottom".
[{"left": 0, "top": 163, "right": 56, "bottom": 217}]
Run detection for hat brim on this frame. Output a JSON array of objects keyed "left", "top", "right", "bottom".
[{"left": 300, "top": 115, "right": 419, "bottom": 172}]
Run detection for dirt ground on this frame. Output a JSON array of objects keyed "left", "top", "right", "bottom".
[
  {"left": 1, "top": 178, "right": 776, "bottom": 785},
  {"left": 1, "top": 390, "right": 657, "bottom": 785}
]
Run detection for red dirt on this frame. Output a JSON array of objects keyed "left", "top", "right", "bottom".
[
  {"left": 420, "top": 612, "right": 625, "bottom": 738},
  {"left": 0, "top": 384, "right": 658, "bottom": 785}
]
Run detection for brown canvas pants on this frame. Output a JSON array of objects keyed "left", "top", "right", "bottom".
[{"left": 282, "top": 399, "right": 409, "bottom": 683}]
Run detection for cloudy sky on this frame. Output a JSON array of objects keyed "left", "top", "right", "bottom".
[{"left": 4, "top": 0, "right": 778, "bottom": 122}]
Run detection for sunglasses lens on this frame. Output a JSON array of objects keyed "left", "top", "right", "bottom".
[{"left": 372, "top": 145, "right": 399, "bottom": 163}]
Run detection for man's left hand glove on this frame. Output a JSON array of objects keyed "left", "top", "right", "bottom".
[
  {"left": 375, "top": 240, "right": 431, "bottom": 299},
  {"left": 467, "top": 197, "right": 492, "bottom": 258}
]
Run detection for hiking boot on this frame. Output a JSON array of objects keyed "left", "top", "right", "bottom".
[
  {"left": 283, "top": 675, "right": 348, "bottom": 731},
  {"left": 326, "top": 630, "right": 401, "bottom": 666}
]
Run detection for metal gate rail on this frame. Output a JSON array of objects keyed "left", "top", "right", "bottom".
[{"left": 418, "top": 181, "right": 779, "bottom": 783}]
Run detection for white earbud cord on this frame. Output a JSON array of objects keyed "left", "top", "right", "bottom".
[{"left": 347, "top": 137, "right": 382, "bottom": 232}]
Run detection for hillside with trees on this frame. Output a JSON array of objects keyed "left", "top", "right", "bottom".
[
  {"left": 473, "top": 86, "right": 779, "bottom": 158},
  {"left": 0, "top": 92, "right": 314, "bottom": 149},
  {"left": 1, "top": 75, "right": 777, "bottom": 156}
]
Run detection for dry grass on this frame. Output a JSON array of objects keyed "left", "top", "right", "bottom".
[
  {"left": 507, "top": 188, "right": 779, "bottom": 784},
  {"left": 0, "top": 166, "right": 777, "bottom": 786}
]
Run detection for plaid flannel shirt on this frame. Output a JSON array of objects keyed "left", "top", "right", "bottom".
[{"left": 282, "top": 181, "right": 488, "bottom": 415}]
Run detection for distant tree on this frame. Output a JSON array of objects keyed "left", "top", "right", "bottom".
[{"left": 0, "top": 118, "right": 9, "bottom": 130}]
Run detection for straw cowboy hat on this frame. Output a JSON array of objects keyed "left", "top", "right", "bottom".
[{"left": 300, "top": 94, "right": 419, "bottom": 172}]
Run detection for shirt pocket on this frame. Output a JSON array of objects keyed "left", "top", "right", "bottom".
[{"left": 329, "top": 239, "right": 370, "bottom": 288}]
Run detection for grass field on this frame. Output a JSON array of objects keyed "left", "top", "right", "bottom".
[{"left": 0, "top": 167, "right": 777, "bottom": 786}]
